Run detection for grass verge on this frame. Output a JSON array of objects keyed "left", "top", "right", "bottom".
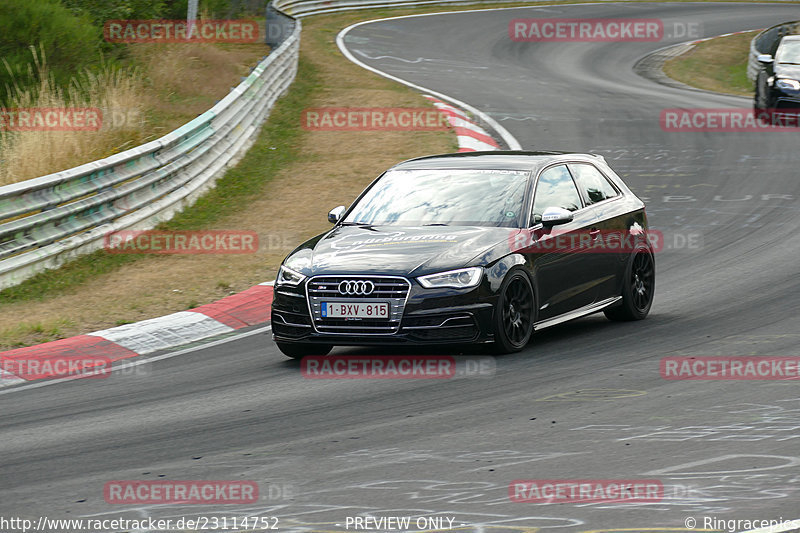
[{"left": 663, "top": 31, "right": 757, "bottom": 97}]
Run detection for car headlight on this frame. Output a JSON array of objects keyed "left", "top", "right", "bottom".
[
  {"left": 776, "top": 79, "right": 800, "bottom": 91},
  {"left": 417, "top": 267, "right": 483, "bottom": 289},
  {"left": 276, "top": 265, "right": 306, "bottom": 287}
]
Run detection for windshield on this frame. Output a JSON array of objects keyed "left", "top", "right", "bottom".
[
  {"left": 776, "top": 40, "right": 800, "bottom": 64},
  {"left": 342, "top": 168, "right": 530, "bottom": 227}
]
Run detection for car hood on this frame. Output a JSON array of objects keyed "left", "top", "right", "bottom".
[
  {"left": 283, "top": 225, "right": 515, "bottom": 277},
  {"left": 775, "top": 64, "right": 800, "bottom": 81}
]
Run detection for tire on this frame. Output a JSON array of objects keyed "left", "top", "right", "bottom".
[
  {"left": 492, "top": 269, "right": 536, "bottom": 354},
  {"left": 276, "top": 342, "right": 333, "bottom": 359},
  {"left": 754, "top": 74, "right": 776, "bottom": 117},
  {"left": 753, "top": 84, "right": 763, "bottom": 112},
  {"left": 754, "top": 73, "right": 767, "bottom": 111},
  {"left": 604, "top": 247, "right": 655, "bottom": 322}
]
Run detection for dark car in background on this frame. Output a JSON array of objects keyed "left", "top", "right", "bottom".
[
  {"left": 755, "top": 35, "right": 800, "bottom": 111},
  {"left": 270, "top": 151, "right": 655, "bottom": 358}
]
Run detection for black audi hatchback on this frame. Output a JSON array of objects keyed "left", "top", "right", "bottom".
[
  {"left": 755, "top": 35, "right": 800, "bottom": 111},
  {"left": 271, "top": 151, "right": 655, "bottom": 358}
]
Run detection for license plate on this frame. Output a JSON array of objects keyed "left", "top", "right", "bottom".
[{"left": 321, "top": 302, "right": 389, "bottom": 319}]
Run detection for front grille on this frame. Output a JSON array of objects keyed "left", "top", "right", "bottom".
[{"left": 306, "top": 276, "right": 410, "bottom": 335}]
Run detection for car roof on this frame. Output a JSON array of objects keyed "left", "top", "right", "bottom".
[{"left": 391, "top": 151, "right": 605, "bottom": 172}]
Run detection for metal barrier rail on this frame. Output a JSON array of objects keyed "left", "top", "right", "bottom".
[
  {"left": 0, "top": 14, "right": 300, "bottom": 290},
  {"left": 274, "top": 0, "right": 518, "bottom": 17},
  {"left": 747, "top": 20, "right": 800, "bottom": 82}
]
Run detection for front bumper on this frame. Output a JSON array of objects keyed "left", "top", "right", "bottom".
[{"left": 271, "top": 275, "right": 496, "bottom": 346}]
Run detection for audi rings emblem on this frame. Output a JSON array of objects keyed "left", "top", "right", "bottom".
[{"left": 338, "top": 280, "right": 375, "bottom": 296}]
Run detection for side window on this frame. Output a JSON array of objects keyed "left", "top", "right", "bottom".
[
  {"left": 531, "top": 165, "right": 582, "bottom": 223},
  {"left": 570, "top": 163, "right": 618, "bottom": 206}
]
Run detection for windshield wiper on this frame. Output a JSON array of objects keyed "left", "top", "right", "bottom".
[{"left": 423, "top": 223, "right": 449, "bottom": 226}]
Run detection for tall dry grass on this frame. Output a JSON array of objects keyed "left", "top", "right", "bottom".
[{"left": 0, "top": 46, "right": 148, "bottom": 186}]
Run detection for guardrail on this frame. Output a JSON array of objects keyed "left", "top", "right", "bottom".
[
  {"left": 747, "top": 20, "right": 800, "bottom": 82},
  {"left": 0, "top": 12, "right": 300, "bottom": 290},
  {"left": 274, "top": 0, "right": 518, "bottom": 17}
]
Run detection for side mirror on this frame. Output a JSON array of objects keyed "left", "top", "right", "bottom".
[
  {"left": 757, "top": 54, "right": 774, "bottom": 64},
  {"left": 541, "top": 206, "right": 573, "bottom": 227},
  {"left": 328, "top": 205, "right": 346, "bottom": 224}
]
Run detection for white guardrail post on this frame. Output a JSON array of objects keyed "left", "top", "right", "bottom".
[{"left": 0, "top": 5, "right": 301, "bottom": 290}]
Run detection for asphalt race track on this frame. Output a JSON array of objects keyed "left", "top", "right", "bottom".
[{"left": 2, "top": 3, "right": 800, "bottom": 531}]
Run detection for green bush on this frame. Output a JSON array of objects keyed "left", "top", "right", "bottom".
[
  {"left": 61, "top": 0, "right": 167, "bottom": 27},
  {"left": 162, "top": 0, "right": 263, "bottom": 19},
  {"left": 61, "top": 0, "right": 263, "bottom": 27},
  {"left": 0, "top": 0, "right": 101, "bottom": 96}
]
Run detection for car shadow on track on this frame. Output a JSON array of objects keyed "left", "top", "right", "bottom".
[{"left": 274, "top": 311, "right": 669, "bottom": 371}]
